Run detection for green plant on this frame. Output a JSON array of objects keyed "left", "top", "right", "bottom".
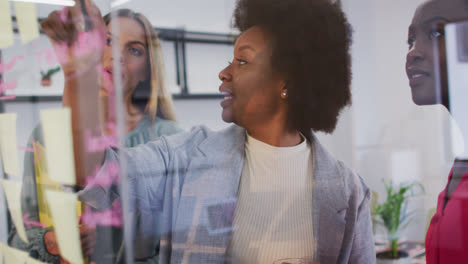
[
  {"left": 40, "top": 66, "right": 61, "bottom": 79},
  {"left": 374, "top": 180, "right": 424, "bottom": 258}
]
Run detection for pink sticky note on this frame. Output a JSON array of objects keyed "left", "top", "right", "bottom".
[
  {"left": 0, "top": 55, "right": 25, "bottom": 74},
  {"left": 85, "top": 161, "right": 120, "bottom": 188},
  {"left": 23, "top": 213, "right": 46, "bottom": 228},
  {"left": 85, "top": 131, "right": 118, "bottom": 153},
  {"left": 0, "top": 95, "right": 16, "bottom": 101},
  {"left": 0, "top": 80, "right": 18, "bottom": 94},
  {"left": 73, "top": 30, "right": 105, "bottom": 58},
  {"left": 81, "top": 201, "right": 122, "bottom": 227},
  {"left": 58, "top": 7, "right": 68, "bottom": 22},
  {"left": 35, "top": 48, "right": 58, "bottom": 67},
  {"left": 17, "top": 145, "right": 35, "bottom": 153}
]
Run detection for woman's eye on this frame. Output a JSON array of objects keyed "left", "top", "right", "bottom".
[
  {"left": 106, "top": 37, "right": 112, "bottom": 46},
  {"left": 236, "top": 58, "right": 247, "bottom": 65},
  {"left": 407, "top": 38, "right": 415, "bottom": 49},
  {"left": 129, "top": 47, "right": 143, "bottom": 56},
  {"left": 429, "top": 29, "right": 444, "bottom": 40}
]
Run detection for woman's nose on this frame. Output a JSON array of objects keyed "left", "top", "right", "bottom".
[
  {"left": 219, "top": 64, "right": 232, "bottom": 82},
  {"left": 110, "top": 46, "right": 127, "bottom": 65},
  {"left": 118, "top": 51, "right": 126, "bottom": 65},
  {"left": 111, "top": 55, "right": 125, "bottom": 65},
  {"left": 407, "top": 41, "right": 425, "bottom": 64}
]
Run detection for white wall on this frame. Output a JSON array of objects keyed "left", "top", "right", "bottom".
[{"left": 173, "top": 99, "right": 229, "bottom": 131}]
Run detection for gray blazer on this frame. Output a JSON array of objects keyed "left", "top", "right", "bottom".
[{"left": 82, "top": 125, "right": 376, "bottom": 264}]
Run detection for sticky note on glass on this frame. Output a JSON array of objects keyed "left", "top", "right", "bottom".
[
  {"left": 14, "top": 2, "right": 39, "bottom": 44},
  {"left": 40, "top": 108, "right": 76, "bottom": 185},
  {"left": 0, "top": 179, "right": 28, "bottom": 243},
  {"left": 0, "top": 113, "right": 19, "bottom": 177},
  {"left": 2, "top": 244, "right": 29, "bottom": 263},
  {"left": 45, "top": 190, "right": 83, "bottom": 264},
  {"left": 0, "top": 0, "right": 14, "bottom": 49}
]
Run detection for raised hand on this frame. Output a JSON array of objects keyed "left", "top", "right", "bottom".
[{"left": 40, "top": 0, "right": 106, "bottom": 79}]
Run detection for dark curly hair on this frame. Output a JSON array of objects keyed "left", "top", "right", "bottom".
[{"left": 234, "top": 0, "right": 352, "bottom": 133}]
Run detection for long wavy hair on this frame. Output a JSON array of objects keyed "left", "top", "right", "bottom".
[{"left": 103, "top": 9, "right": 177, "bottom": 122}]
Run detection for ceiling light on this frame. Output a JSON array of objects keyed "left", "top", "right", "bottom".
[
  {"left": 111, "top": 0, "right": 130, "bottom": 8},
  {"left": 10, "top": 0, "right": 75, "bottom": 6}
]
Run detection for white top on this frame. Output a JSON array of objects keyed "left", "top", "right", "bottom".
[{"left": 228, "top": 133, "right": 315, "bottom": 263}]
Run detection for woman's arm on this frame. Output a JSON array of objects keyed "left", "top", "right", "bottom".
[
  {"left": 62, "top": 68, "right": 104, "bottom": 186},
  {"left": 41, "top": 0, "right": 106, "bottom": 186}
]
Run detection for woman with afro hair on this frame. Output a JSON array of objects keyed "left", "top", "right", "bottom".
[{"left": 60, "top": 0, "right": 375, "bottom": 262}]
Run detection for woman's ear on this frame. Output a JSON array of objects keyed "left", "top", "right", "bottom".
[{"left": 280, "top": 80, "right": 287, "bottom": 90}]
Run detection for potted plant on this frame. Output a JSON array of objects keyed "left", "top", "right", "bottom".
[
  {"left": 40, "top": 66, "right": 61, "bottom": 87},
  {"left": 374, "top": 180, "right": 424, "bottom": 264}
]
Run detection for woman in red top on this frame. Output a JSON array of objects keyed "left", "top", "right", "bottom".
[{"left": 406, "top": 0, "right": 468, "bottom": 263}]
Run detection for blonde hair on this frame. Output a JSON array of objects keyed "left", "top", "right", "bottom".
[{"left": 103, "top": 9, "right": 177, "bottom": 122}]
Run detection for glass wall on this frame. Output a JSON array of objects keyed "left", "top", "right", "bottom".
[{"left": 0, "top": 0, "right": 467, "bottom": 263}]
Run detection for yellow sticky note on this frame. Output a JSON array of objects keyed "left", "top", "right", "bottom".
[
  {"left": 0, "top": 242, "right": 3, "bottom": 264},
  {"left": 14, "top": 2, "right": 39, "bottom": 44},
  {"left": 0, "top": 0, "right": 14, "bottom": 49},
  {"left": 45, "top": 190, "right": 83, "bottom": 264},
  {"left": 40, "top": 108, "right": 76, "bottom": 185},
  {"left": 2, "top": 245, "right": 29, "bottom": 263},
  {"left": 0, "top": 113, "right": 19, "bottom": 177},
  {"left": 0, "top": 179, "right": 29, "bottom": 243}
]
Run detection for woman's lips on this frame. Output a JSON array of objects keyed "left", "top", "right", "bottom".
[
  {"left": 407, "top": 68, "right": 430, "bottom": 87},
  {"left": 220, "top": 90, "right": 234, "bottom": 108},
  {"left": 104, "top": 70, "right": 114, "bottom": 81},
  {"left": 103, "top": 66, "right": 114, "bottom": 81},
  {"left": 409, "top": 74, "right": 430, "bottom": 87}
]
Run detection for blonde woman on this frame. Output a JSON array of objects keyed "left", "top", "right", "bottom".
[{"left": 9, "top": 8, "right": 182, "bottom": 263}]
